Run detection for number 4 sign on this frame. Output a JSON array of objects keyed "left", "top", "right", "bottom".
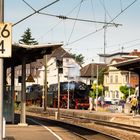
[{"left": 0, "top": 23, "right": 12, "bottom": 57}]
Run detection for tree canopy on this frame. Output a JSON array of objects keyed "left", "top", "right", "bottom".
[
  {"left": 19, "top": 28, "right": 38, "bottom": 45},
  {"left": 89, "top": 83, "right": 103, "bottom": 98},
  {"left": 71, "top": 53, "right": 84, "bottom": 65},
  {"left": 119, "top": 85, "right": 135, "bottom": 100}
]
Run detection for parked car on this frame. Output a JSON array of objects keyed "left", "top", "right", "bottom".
[{"left": 111, "top": 99, "right": 120, "bottom": 105}]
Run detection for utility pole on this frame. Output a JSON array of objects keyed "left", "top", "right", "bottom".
[
  {"left": 43, "top": 55, "right": 48, "bottom": 111},
  {"left": 96, "top": 64, "right": 99, "bottom": 111},
  {"left": 57, "top": 69, "right": 60, "bottom": 119},
  {"left": 129, "top": 71, "right": 131, "bottom": 97},
  {"left": 67, "top": 79, "right": 70, "bottom": 109},
  {"left": 103, "top": 8, "right": 107, "bottom": 64},
  {"left": 0, "top": 0, "right": 4, "bottom": 139}
]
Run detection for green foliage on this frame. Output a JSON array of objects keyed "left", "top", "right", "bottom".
[
  {"left": 98, "top": 67, "right": 107, "bottom": 85},
  {"left": 19, "top": 28, "right": 38, "bottom": 45},
  {"left": 119, "top": 85, "right": 135, "bottom": 100},
  {"left": 89, "top": 83, "right": 103, "bottom": 99},
  {"left": 71, "top": 53, "right": 84, "bottom": 65},
  {"left": 89, "top": 90, "right": 95, "bottom": 98}
]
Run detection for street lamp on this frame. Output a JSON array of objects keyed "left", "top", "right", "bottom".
[
  {"left": 66, "top": 65, "right": 75, "bottom": 109},
  {"left": 96, "top": 64, "right": 99, "bottom": 111},
  {"left": 92, "top": 61, "right": 105, "bottom": 111},
  {"left": 67, "top": 79, "right": 70, "bottom": 109},
  {"left": 126, "top": 83, "right": 131, "bottom": 97}
]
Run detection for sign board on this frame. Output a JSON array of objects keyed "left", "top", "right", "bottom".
[
  {"left": 0, "top": 22, "right": 12, "bottom": 57},
  {"left": 26, "top": 74, "right": 35, "bottom": 82}
]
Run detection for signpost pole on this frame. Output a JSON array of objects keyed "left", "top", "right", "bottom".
[
  {"left": 0, "top": 0, "right": 4, "bottom": 139},
  {"left": 57, "top": 68, "right": 60, "bottom": 119}
]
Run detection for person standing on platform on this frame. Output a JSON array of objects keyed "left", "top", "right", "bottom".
[
  {"left": 130, "top": 95, "right": 138, "bottom": 117},
  {"left": 88, "top": 89, "right": 94, "bottom": 112},
  {"left": 135, "top": 85, "right": 140, "bottom": 114}
]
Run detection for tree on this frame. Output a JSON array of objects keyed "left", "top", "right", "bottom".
[
  {"left": 71, "top": 53, "right": 84, "bottom": 65},
  {"left": 90, "top": 83, "right": 103, "bottom": 99},
  {"left": 19, "top": 28, "right": 38, "bottom": 45},
  {"left": 119, "top": 85, "right": 135, "bottom": 100},
  {"left": 98, "top": 67, "right": 107, "bottom": 85}
]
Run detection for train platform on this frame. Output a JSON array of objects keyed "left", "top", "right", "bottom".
[
  {"left": 27, "top": 107, "right": 140, "bottom": 126},
  {"left": 4, "top": 107, "right": 140, "bottom": 140},
  {"left": 5, "top": 124, "right": 53, "bottom": 140},
  {"left": 4, "top": 117, "right": 59, "bottom": 140}
]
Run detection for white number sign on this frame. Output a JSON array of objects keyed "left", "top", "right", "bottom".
[{"left": 0, "top": 23, "right": 12, "bottom": 57}]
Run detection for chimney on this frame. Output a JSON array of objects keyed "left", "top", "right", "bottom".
[{"left": 134, "top": 49, "right": 138, "bottom": 52}]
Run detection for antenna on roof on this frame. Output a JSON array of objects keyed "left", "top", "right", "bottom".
[{"left": 121, "top": 46, "right": 124, "bottom": 53}]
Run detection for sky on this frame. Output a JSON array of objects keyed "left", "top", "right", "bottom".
[{"left": 4, "top": 0, "right": 140, "bottom": 65}]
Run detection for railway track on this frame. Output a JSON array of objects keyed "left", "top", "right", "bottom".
[
  {"left": 24, "top": 109, "right": 140, "bottom": 139},
  {"left": 60, "top": 114, "right": 140, "bottom": 134},
  {"left": 26, "top": 114, "right": 120, "bottom": 140}
]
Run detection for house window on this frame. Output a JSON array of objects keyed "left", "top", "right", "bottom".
[
  {"left": 110, "top": 75, "right": 113, "bottom": 84},
  {"left": 107, "top": 75, "right": 109, "bottom": 84},
  {"left": 66, "top": 58, "right": 69, "bottom": 63},
  {"left": 115, "top": 90, "right": 119, "bottom": 98},
  {"left": 123, "top": 75, "right": 128, "bottom": 83},
  {"left": 115, "top": 75, "right": 118, "bottom": 83}
]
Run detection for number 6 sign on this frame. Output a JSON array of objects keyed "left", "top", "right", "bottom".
[{"left": 0, "top": 23, "right": 12, "bottom": 57}]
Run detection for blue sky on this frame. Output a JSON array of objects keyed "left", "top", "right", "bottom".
[{"left": 4, "top": 0, "right": 140, "bottom": 65}]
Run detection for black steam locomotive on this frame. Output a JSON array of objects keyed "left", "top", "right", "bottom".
[{"left": 47, "top": 81, "right": 90, "bottom": 109}]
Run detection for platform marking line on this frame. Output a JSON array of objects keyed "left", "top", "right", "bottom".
[{"left": 28, "top": 118, "right": 63, "bottom": 140}]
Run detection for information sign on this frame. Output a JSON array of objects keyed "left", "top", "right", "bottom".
[{"left": 0, "top": 23, "right": 12, "bottom": 57}]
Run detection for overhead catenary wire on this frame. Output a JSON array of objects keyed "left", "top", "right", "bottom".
[
  {"left": 12, "top": 0, "right": 138, "bottom": 60},
  {"left": 13, "top": 0, "right": 60, "bottom": 27},
  {"left": 65, "top": 0, "right": 137, "bottom": 47},
  {"left": 67, "top": 0, "right": 83, "bottom": 44},
  {"left": 106, "top": 38, "right": 140, "bottom": 49},
  {"left": 99, "top": 0, "right": 113, "bottom": 23},
  {"left": 120, "top": 0, "right": 123, "bottom": 12},
  {"left": 90, "top": 0, "right": 97, "bottom": 29},
  {"left": 108, "top": 42, "right": 140, "bottom": 54},
  {"left": 37, "top": 0, "right": 86, "bottom": 42},
  {"left": 105, "top": 0, "right": 138, "bottom": 28},
  {"left": 22, "top": 0, "right": 36, "bottom": 11},
  {"left": 38, "top": 12, "right": 121, "bottom": 26}
]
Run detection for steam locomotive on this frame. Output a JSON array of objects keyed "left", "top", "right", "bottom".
[{"left": 47, "top": 81, "right": 90, "bottom": 109}]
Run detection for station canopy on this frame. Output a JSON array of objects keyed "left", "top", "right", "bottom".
[
  {"left": 112, "top": 57, "right": 140, "bottom": 74},
  {"left": 4, "top": 42, "right": 63, "bottom": 68}
]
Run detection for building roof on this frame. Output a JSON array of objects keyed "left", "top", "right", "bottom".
[
  {"left": 98, "top": 52, "right": 129, "bottom": 57},
  {"left": 80, "top": 63, "right": 107, "bottom": 77},
  {"left": 110, "top": 58, "right": 124, "bottom": 64},
  {"left": 47, "top": 47, "right": 73, "bottom": 60},
  {"left": 4, "top": 43, "right": 63, "bottom": 68},
  {"left": 128, "top": 49, "right": 140, "bottom": 57},
  {"left": 111, "top": 57, "right": 140, "bottom": 74}
]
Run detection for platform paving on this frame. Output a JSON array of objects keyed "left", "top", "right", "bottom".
[{"left": 4, "top": 107, "right": 140, "bottom": 140}]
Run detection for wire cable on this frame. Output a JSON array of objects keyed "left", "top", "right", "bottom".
[
  {"left": 90, "top": 0, "right": 97, "bottom": 29},
  {"left": 120, "top": 0, "right": 123, "bottom": 12},
  {"left": 67, "top": 0, "right": 83, "bottom": 44},
  {"left": 22, "top": 0, "right": 36, "bottom": 11},
  {"left": 13, "top": 0, "right": 60, "bottom": 27},
  {"left": 38, "top": 11, "right": 121, "bottom": 26},
  {"left": 66, "top": 0, "right": 137, "bottom": 47},
  {"left": 105, "top": 0, "right": 138, "bottom": 28},
  {"left": 37, "top": 1, "right": 85, "bottom": 42}
]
